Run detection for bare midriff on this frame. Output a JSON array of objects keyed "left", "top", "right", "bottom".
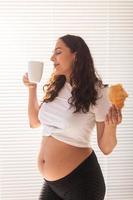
[{"left": 37, "top": 135, "right": 93, "bottom": 181}]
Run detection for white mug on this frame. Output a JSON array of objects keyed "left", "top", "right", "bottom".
[{"left": 28, "top": 61, "right": 44, "bottom": 83}]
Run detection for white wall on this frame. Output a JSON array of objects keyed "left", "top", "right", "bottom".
[{"left": 0, "top": 0, "right": 133, "bottom": 199}]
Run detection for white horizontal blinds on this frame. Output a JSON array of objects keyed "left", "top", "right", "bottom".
[
  {"left": 103, "top": 1, "right": 133, "bottom": 200},
  {"left": 0, "top": 1, "right": 55, "bottom": 200},
  {"left": 0, "top": 0, "right": 132, "bottom": 200}
]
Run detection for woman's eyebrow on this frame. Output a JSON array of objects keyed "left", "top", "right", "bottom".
[{"left": 52, "top": 47, "right": 62, "bottom": 53}]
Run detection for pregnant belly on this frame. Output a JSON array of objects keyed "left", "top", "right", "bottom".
[{"left": 37, "top": 136, "right": 93, "bottom": 181}]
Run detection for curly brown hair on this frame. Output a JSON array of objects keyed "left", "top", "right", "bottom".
[{"left": 41, "top": 34, "right": 107, "bottom": 113}]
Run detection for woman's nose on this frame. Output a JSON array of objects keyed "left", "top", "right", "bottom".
[{"left": 50, "top": 54, "right": 54, "bottom": 61}]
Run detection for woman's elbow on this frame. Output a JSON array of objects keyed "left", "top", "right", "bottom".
[
  {"left": 98, "top": 141, "right": 117, "bottom": 155},
  {"left": 29, "top": 121, "right": 41, "bottom": 128}
]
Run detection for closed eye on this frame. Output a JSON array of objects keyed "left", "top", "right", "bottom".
[{"left": 55, "top": 51, "right": 61, "bottom": 55}]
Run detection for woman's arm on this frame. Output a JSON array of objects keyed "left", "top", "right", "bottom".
[
  {"left": 28, "top": 86, "right": 41, "bottom": 128},
  {"left": 23, "top": 72, "right": 42, "bottom": 128},
  {"left": 96, "top": 105, "right": 122, "bottom": 155}
]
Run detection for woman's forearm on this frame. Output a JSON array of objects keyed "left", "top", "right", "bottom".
[
  {"left": 28, "top": 86, "right": 40, "bottom": 127},
  {"left": 99, "top": 124, "right": 117, "bottom": 155}
]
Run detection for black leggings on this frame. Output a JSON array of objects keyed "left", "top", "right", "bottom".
[{"left": 39, "top": 150, "right": 106, "bottom": 200}]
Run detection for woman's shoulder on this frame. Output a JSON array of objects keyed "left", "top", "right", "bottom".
[{"left": 95, "top": 83, "right": 109, "bottom": 94}]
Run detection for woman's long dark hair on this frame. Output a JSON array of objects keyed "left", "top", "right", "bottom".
[{"left": 41, "top": 34, "right": 106, "bottom": 113}]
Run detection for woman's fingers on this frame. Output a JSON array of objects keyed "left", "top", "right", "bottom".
[
  {"left": 22, "top": 72, "right": 37, "bottom": 88},
  {"left": 117, "top": 109, "right": 122, "bottom": 124},
  {"left": 106, "top": 105, "right": 122, "bottom": 125},
  {"left": 108, "top": 106, "right": 114, "bottom": 124},
  {"left": 112, "top": 105, "right": 118, "bottom": 124},
  {"left": 23, "top": 72, "right": 29, "bottom": 80}
]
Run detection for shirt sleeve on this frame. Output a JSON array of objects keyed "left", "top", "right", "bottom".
[{"left": 93, "top": 86, "right": 112, "bottom": 122}]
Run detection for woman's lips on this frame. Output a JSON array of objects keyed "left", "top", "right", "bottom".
[{"left": 54, "top": 64, "right": 60, "bottom": 67}]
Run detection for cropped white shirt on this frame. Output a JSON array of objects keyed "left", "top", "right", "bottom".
[{"left": 38, "top": 82, "right": 111, "bottom": 148}]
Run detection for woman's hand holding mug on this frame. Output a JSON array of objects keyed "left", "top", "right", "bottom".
[
  {"left": 22, "top": 72, "right": 37, "bottom": 89},
  {"left": 22, "top": 61, "right": 44, "bottom": 88}
]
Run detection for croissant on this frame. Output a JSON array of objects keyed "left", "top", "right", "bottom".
[{"left": 108, "top": 84, "right": 128, "bottom": 109}]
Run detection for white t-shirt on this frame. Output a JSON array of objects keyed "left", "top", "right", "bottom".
[{"left": 38, "top": 82, "right": 111, "bottom": 148}]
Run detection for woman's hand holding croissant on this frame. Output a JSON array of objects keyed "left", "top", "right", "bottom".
[{"left": 105, "top": 105, "right": 122, "bottom": 126}]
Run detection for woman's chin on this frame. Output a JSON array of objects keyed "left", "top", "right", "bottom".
[{"left": 54, "top": 70, "right": 63, "bottom": 75}]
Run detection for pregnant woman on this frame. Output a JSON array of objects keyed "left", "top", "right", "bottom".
[{"left": 23, "top": 34, "right": 122, "bottom": 200}]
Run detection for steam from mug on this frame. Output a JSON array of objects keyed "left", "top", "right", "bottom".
[{"left": 28, "top": 61, "right": 44, "bottom": 83}]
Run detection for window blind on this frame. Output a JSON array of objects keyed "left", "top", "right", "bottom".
[{"left": 0, "top": 0, "right": 133, "bottom": 199}]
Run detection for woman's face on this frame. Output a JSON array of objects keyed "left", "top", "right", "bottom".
[{"left": 50, "top": 39, "right": 76, "bottom": 80}]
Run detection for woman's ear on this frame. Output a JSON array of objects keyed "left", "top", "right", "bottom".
[{"left": 74, "top": 52, "right": 77, "bottom": 62}]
